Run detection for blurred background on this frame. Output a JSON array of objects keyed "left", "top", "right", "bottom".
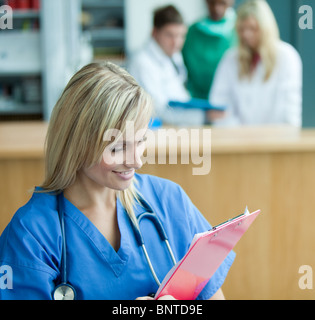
[
  {"left": 0, "top": 0, "right": 315, "bottom": 300},
  {"left": 0, "top": 0, "right": 314, "bottom": 126}
]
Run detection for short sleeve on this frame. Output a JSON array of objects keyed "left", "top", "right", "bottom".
[{"left": 0, "top": 201, "right": 60, "bottom": 300}]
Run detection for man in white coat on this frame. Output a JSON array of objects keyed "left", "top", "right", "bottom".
[{"left": 128, "top": 5, "right": 207, "bottom": 126}]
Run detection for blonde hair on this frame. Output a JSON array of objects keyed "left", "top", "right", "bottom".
[
  {"left": 39, "top": 61, "right": 153, "bottom": 224},
  {"left": 236, "top": 0, "right": 280, "bottom": 81}
]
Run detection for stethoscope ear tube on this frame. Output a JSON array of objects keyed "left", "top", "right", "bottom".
[
  {"left": 141, "top": 244, "right": 161, "bottom": 286},
  {"left": 137, "top": 211, "right": 169, "bottom": 241},
  {"left": 132, "top": 197, "right": 177, "bottom": 286}
]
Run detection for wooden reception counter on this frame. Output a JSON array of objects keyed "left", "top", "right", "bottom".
[{"left": 1, "top": 121, "right": 315, "bottom": 300}]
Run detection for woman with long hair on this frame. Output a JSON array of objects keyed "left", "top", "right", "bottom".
[
  {"left": 0, "top": 62, "right": 234, "bottom": 300},
  {"left": 209, "top": 0, "right": 302, "bottom": 127}
]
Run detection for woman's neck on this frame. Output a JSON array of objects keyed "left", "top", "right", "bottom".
[
  {"left": 63, "top": 171, "right": 116, "bottom": 214},
  {"left": 63, "top": 171, "right": 121, "bottom": 251}
]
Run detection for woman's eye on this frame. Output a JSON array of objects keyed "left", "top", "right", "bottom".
[
  {"left": 138, "top": 136, "right": 147, "bottom": 145},
  {"left": 111, "top": 145, "right": 124, "bottom": 153},
  {"left": 111, "top": 137, "right": 146, "bottom": 153}
]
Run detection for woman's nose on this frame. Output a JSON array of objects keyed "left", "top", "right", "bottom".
[{"left": 125, "top": 145, "right": 143, "bottom": 169}]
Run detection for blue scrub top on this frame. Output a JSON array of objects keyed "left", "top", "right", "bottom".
[{"left": 0, "top": 174, "right": 235, "bottom": 300}]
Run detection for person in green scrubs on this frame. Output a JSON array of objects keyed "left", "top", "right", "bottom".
[{"left": 182, "top": 0, "right": 237, "bottom": 100}]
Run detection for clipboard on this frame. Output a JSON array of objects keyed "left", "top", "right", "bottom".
[
  {"left": 168, "top": 98, "right": 226, "bottom": 111},
  {"left": 154, "top": 208, "right": 261, "bottom": 300}
]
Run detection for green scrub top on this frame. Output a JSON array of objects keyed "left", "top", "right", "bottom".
[{"left": 182, "top": 9, "right": 238, "bottom": 100}]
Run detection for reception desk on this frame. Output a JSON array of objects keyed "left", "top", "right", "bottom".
[{"left": 1, "top": 121, "right": 315, "bottom": 300}]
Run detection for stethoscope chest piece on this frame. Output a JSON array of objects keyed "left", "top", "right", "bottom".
[{"left": 53, "top": 283, "right": 76, "bottom": 300}]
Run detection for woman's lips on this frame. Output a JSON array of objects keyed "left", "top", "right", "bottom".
[{"left": 112, "top": 169, "right": 135, "bottom": 180}]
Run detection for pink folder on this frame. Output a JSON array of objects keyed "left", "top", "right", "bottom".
[{"left": 154, "top": 208, "right": 261, "bottom": 300}]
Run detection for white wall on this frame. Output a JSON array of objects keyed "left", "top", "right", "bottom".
[
  {"left": 41, "top": 0, "right": 82, "bottom": 120},
  {"left": 125, "top": 0, "right": 207, "bottom": 55}
]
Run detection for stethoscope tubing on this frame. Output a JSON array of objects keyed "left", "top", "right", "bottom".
[
  {"left": 53, "top": 192, "right": 176, "bottom": 300},
  {"left": 140, "top": 238, "right": 176, "bottom": 287},
  {"left": 54, "top": 193, "right": 77, "bottom": 300}
]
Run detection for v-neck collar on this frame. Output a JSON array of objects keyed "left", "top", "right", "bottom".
[{"left": 62, "top": 193, "right": 131, "bottom": 277}]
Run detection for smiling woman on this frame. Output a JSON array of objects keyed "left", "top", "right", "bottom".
[
  {"left": 0, "top": 61, "right": 235, "bottom": 300},
  {"left": 40, "top": 61, "right": 152, "bottom": 225}
]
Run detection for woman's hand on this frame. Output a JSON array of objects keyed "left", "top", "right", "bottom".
[
  {"left": 135, "top": 295, "right": 177, "bottom": 300},
  {"left": 157, "top": 295, "right": 177, "bottom": 300},
  {"left": 206, "top": 110, "right": 226, "bottom": 122},
  {"left": 136, "top": 296, "right": 154, "bottom": 300}
]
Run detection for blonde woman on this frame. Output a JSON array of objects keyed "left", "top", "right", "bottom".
[
  {"left": 0, "top": 62, "right": 234, "bottom": 300},
  {"left": 209, "top": 0, "right": 302, "bottom": 127}
]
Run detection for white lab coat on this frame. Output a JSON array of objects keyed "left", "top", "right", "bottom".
[
  {"left": 128, "top": 39, "right": 205, "bottom": 126},
  {"left": 209, "top": 41, "right": 302, "bottom": 127}
]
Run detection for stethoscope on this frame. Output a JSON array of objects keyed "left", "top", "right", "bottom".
[{"left": 53, "top": 192, "right": 176, "bottom": 300}]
